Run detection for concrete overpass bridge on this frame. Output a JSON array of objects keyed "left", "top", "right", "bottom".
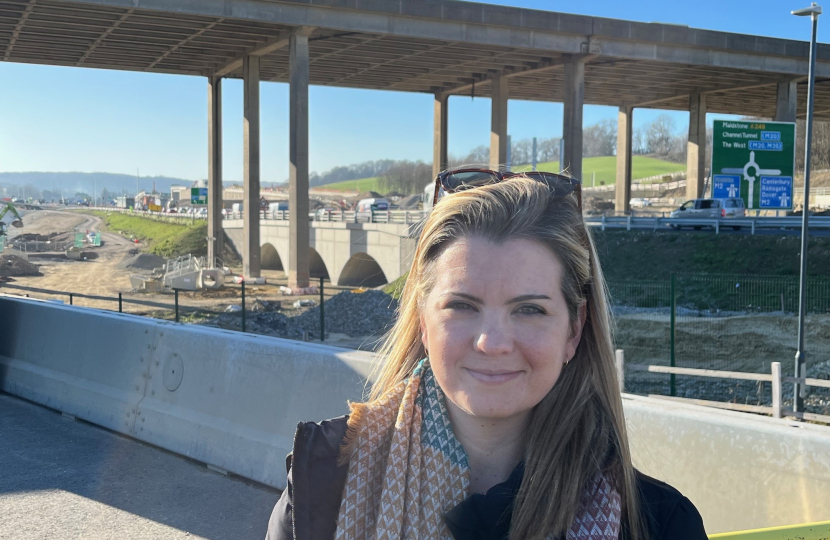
[
  {"left": 223, "top": 216, "right": 419, "bottom": 286},
  {"left": 5, "top": 0, "right": 830, "bottom": 288}
]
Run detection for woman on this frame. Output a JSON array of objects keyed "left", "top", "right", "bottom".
[{"left": 266, "top": 173, "right": 706, "bottom": 540}]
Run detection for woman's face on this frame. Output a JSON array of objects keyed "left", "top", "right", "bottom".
[{"left": 420, "top": 236, "right": 584, "bottom": 421}]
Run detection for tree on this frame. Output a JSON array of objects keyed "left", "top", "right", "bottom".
[
  {"left": 583, "top": 119, "right": 617, "bottom": 158},
  {"left": 538, "top": 137, "right": 561, "bottom": 162},
  {"left": 645, "top": 114, "right": 677, "bottom": 157},
  {"left": 379, "top": 160, "right": 433, "bottom": 195}
]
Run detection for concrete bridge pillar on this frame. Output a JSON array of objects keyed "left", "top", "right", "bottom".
[
  {"left": 433, "top": 93, "right": 449, "bottom": 178},
  {"left": 490, "top": 75, "right": 508, "bottom": 170},
  {"left": 207, "top": 75, "right": 224, "bottom": 265},
  {"left": 243, "top": 55, "right": 261, "bottom": 279},
  {"left": 615, "top": 105, "right": 633, "bottom": 215},
  {"left": 288, "top": 34, "right": 310, "bottom": 289},
  {"left": 775, "top": 79, "right": 798, "bottom": 122},
  {"left": 563, "top": 58, "right": 585, "bottom": 183},
  {"left": 686, "top": 91, "right": 707, "bottom": 201}
]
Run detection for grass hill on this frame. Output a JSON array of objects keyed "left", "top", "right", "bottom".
[
  {"left": 319, "top": 156, "right": 685, "bottom": 194},
  {"left": 312, "top": 176, "right": 382, "bottom": 192},
  {"left": 514, "top": 155, "right": 685, "bottom": 186}
]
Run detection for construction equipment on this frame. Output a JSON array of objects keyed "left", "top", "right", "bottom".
[{"left": 0, "top": 202, "right": 24, "bottom": 253}]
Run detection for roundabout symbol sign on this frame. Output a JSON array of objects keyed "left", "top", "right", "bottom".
[{"left": 712, "top": 120, "right": 795, "bottom": 210}]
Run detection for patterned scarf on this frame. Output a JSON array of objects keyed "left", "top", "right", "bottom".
[{"left": 334, "top": 359, "right": 621, "bottom": 540}]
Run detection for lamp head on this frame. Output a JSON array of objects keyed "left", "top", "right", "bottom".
[{"left": 792, "top": 3, "right": 822, "bottom": 16}]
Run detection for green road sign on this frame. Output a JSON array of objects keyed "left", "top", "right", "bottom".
[
  {"left": 711, "top": 120, "right": 795, "bottom": 210},
  {"left": 191, "top": 187, "right": 208, "bottom": 205}
]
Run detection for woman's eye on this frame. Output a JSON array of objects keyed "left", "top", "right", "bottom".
[
  {"left": 516, "top": 305, "right": 545, "bottom": 315},
  {"left": 447, "top": 301, "right": 474, "bottom": 311}
]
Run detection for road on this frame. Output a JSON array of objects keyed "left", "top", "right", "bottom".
[{"left": 0, "top": 393, "right": 279, "bottom": 540}]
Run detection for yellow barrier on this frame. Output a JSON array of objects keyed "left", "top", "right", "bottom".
[{"left": 709, "top": 520, "right": 830, "bottom": 539}]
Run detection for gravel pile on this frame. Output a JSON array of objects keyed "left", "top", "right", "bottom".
[
  {"left": 208, "top": 311, "right": 306, "bottom": 340},
  {"left": 290, "top": 290, "right": 398, "bottom": 338},
  {"left": 0, "top": 254, "right": 41, "bottom": 277},
  {"left": 121, "top": 253, "right": 167, "bottom": 271}
]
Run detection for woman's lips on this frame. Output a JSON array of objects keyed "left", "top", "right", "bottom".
[{"left": 464, "top": 368, "right": 522, "bottom": 384}]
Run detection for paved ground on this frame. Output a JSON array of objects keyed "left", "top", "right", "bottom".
[{"left": 0, "top": 393, "right": 280, "bottom": 540}]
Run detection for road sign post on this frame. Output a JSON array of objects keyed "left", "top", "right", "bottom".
[{"left": 711, "top": 120, "right": 796, "bottom": 211}]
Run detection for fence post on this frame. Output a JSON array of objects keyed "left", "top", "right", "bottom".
[
  {"left": 615, "top": 349, "right": 625, "bottom": 392},
  {"left": 69, "top": 293, "right": 73, "bottom": 306},
  {"left": 771, "top": 362, "right": 782, "bottom": 419},
  {"left": 670, "top": 272, "right": 677, "bottom": 397},
  {"left": 319, "top": 277, "right": 325, "bottom": 342},
  {"left": 241, "top": 280, "right": 246, "bottom": 333},
  {"left": 174, "top": 289, "right": 179, "bottom": 322},
  {"left": 118, "top": 292, "right": 122, "bottom": 313}
]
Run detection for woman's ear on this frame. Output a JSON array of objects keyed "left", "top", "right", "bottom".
[{"left": 566, "top": 302, "right": 587, "bottom": 361}]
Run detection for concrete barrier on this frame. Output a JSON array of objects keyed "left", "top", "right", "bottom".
[
  {"left": 1, "top": 294, "right": 828, "bottom": 532},
  {"left": 0, "top": 295, "right": 377, "bottom": 489},
  {"left": 625, "top": 394, "right": 830, "bottom": 533}
]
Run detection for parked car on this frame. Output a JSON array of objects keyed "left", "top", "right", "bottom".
[
  {"left": 630, "top": 198, "right": 652, "bottom": 208},
  {"left": 355, "top": 198, "right": 389, "bottom": 213},
  {"left": 670, "top": 198, "right": 746, "bottom": 230}
]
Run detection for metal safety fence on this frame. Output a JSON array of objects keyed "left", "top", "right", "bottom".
[
  {"left": 607, "top": 274, "right": 830, "bottom": 416},
  {"left": 0, "top": 277, "right": 331, "bottom": 342}
]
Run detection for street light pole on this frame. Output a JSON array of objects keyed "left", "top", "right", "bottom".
[{"left": 792, "top": 2, "right": 822, "bottom": 412}]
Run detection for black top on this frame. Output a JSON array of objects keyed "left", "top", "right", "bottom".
[{"left": 265, "top": 416, "right": 708, "bottom": 540}]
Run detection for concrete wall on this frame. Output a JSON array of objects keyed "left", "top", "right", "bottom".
[
  {"left": 1, "top": 295, "right": 828, "bottom": 533},
  {"left": 0, "top": 295, "right": 377, "bottom": 490},
  {"left": 223, "top": 219, "right": 418, "bottom": 285}
]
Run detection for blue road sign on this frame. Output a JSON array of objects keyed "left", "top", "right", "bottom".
[
  {"left": 713, "top": 174, "right": 741, "bottom": 199},
  {"left": 759, "top": 176, "right": 793, "bottom": 209}
]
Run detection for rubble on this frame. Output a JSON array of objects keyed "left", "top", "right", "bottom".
[
  {"left": 0, "top": 254, "right": 41, "bottom": 277},
  {"left": 293, "top": 289, "right": 398, "bottom": 338}
]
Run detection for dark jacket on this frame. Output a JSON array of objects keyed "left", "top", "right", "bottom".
[{"left": 265, "top": 416, "right": 707, "bottom": 540}]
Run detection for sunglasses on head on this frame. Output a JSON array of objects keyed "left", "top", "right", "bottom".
[{"left": 432, "top": 168, "right": 583, "bottom": 211}]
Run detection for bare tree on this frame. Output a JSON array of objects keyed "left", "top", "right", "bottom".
[
  {"left": 646, "top": 114, "right": 677, "bottom": 156},
  {"left": 538, "top": 137, "right": 561, "bottom": 162},
  {"left": 583, "top": 119, "right": 617, "bottom": 157}
]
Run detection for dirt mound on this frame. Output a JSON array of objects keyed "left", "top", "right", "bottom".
[
  {"left": 0, "top": 255, "right": 41, "bottom": 277},
  {"left": 121, "top": 253, "right": 167, "bottom": 271}
]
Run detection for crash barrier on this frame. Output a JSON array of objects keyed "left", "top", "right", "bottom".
[
  {"left": 0, "top": 278, "right": 332, "bottom": 338},
  {"left": 1, "top": 294, "right": 829, "bottom": 532},
  {"left": 0, "top": 294, "right": 376, "bottom": 490},
  {"left": 608, "top": 273, "right": 830, "bottom": 381},
  {"left": 615, "top": 351, "right": 830, "bottom": 425},
  {"left": 709, "top": 520, "right": 830, "bottom": 539},
  {"left": 585, "top": 214, "right": 830, "bottom": 234}
]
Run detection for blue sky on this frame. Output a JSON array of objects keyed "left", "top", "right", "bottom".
[{"left": 0, "top": 0, "right": 827, "bottom": 182}]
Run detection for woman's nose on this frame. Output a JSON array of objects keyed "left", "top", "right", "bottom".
[{"left": 474, "top": 319, "right": 513, "bottom": 356}]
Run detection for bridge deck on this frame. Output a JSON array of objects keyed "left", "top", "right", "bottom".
[{"left": 0, "top": 393, "right": 278, "bottom": 540}]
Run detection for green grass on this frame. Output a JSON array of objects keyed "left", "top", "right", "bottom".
[
  {"left": 314, "top": 176, "right": 383, "bottom": 192},
  {"left": 87, "top": 211, "right": 207, "bottom": 258},
  {"left": 316, "top": 156, "right": 684, "bottom": 194},
  {"left": 513, "top": 156, "right": 685, "bottom": 186},
  {"left": 382, "top": 272, "right": 408, "bottom": 300}
]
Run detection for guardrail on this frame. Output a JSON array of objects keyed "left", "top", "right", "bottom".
[
  {"left": 615, "top": 350, "right": 830, "bottom": 425},
  {"left": 585, "top": 215, "right": 830, "bottom": 234}
]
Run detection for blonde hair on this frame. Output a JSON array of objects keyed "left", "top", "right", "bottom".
[{"left": 370, "top": 177, "right": 643, "bottom": 540}]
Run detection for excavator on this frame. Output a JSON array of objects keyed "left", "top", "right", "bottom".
[{"left": 0, "top": 202, "right": 24, "bottom": 252}]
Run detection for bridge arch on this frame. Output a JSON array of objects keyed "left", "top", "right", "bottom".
[
  {"left": 260, "top": 243, "right": 284, "bottom": 271},
  {"left": 337, "top": 252, "right": 387, "bottom": 287},
  {"left": 309, "top": 247, "right": 329, "bottom": 279}
]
